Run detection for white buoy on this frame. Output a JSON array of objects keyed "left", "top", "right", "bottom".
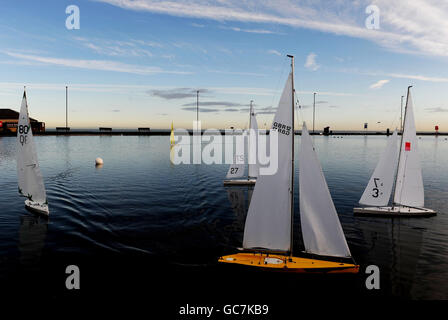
[{"left": 95, "top": 157, "right": 103, "bottom": 165}]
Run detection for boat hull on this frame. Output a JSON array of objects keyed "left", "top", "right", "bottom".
[
  {"left": 353, "top": 206, "right": 436, "bottom": 217},
  {"left": 223, "top": 179, "right": 256, "bottom": 186},
  {"left": 25, "top": 200, "right": 49, "bottom": 216},
  {"left": 218, "top": 253, "right": 359, "bottom": 274}
]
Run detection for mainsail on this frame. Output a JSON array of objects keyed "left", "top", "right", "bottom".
[
  {"left": 393, "top": 89, "right": 424, "bottom": 207},
  {"left": 242, "top": 73, "right": 293, "bottom": 252},
  {"left": 359, "top": 130, "right": 399, "bottom": 206},
  {"left": 248, "top": 104, "right": 259, "bottom": 178},
  {"left": 299, "top": 123, "right": 352, "bottom": 258},
  {"left": 16, "top": 91, "right": 47, "bottom": 204},
  {"left": 226, "top": 132, "right": 245, "bottom": 179}
]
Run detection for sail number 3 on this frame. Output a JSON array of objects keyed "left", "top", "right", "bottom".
[
  {"left": 18, "top": 125, "right": 30, "bottom": 146},
  {"left": 372, "top": 178, "right": 383, "bottom": 198}
]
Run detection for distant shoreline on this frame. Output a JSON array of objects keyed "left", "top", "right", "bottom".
[{"left": 1, "top": 129, "right": 446, "bottom": 136}]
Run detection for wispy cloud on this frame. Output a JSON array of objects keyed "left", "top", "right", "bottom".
[
  {"left": 191, "top": 22, "right": 205, "bottom": 28},
  {"left": 268, "top": 49, "right": 281, "bottom": 56},
  {"left": 340, "top": 68, "right": 448, "bottom": 83},
  {"left": 182, "top": 101, "right": 244, "bottom": 107},
  {"left": 3, "top": 51, "right": 190, "bottom": 75},
  {"left": 96, "top": 0, "right": 448, "bottom": 58},
  {"left": 370, "top": 79, "right": 390, "bottom": 89},
  {"left": 182, "top": 107, "right": 219, "bottom": 112},
  {"left": 150, "top": 88, "right": 210, "bottom": 99},
  {"left": 304, "top": 53, "right": 320, "bottom": 71},
  {"left": 220, "top": 26, "right": 282, "bottom": 35},
  {"left": 75, "top": 37, "right": 154, "bottom": 57},
  {"left": 425, "top": 107, "right": 448, "bottom": 113}
]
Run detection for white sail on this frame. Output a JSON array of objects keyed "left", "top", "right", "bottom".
[
  {"left": 226, "top": 134, "right": 245, "bottom": 178},
  {"left": 359, "top": 130, "right": 399, "bottom": 206},
  {"left": 16, "top": 91, "right": 47, "bottom": 204},
  {"left": 393, "top": 90, "right": 424, "bottom": 207},
  {"left": 299, "top": 123, "right": 351, "bottom": 258},
  {"left": 242, "top": 73, "right": 293, "bottom": 252},
  {"left": 248, "top": 105, "right": 259, "bottom": 178}
]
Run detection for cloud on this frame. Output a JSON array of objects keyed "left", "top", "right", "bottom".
[
  {"left": 207, "top": 70, "right": 266, "bottom": 77},
  {"left": 220, "top": 26, "right": 282, "bottom": 34},
  {"left": 340, "top": 68, "right": 448, "bottom": 83},
  {"left": 3, "top": 51, "right": 190, "bottom": 75},
  {"left": 268, "top": 49, "right": 281, "bottom": 56},
  {"left": 304, "top": 53, "right": 320, "bottom": 71},
  {"left": 182, "top": 101, "right": 244, "bottom": 107},
  {"left": 256, "top": 106, "right": 277, "bottom": 114},
  {"left": 75, "top": 37, "right": 154, "bottom": 57},
  {"left": 191, "top": 23, "right": 205, "bottom": 28},
  {"left": 370, "top": 79, "right": 390, "bottom": 89},
  {"left": 150, "top": 88, "right": 210, "bottom": 99},
  {"left": 224, "top": 108, "right": 240, "bottom": 112},
  {"left": 95, "top": 0, "right": 448, "bottom": 58},
  {"left": 182, "top": 107, "right": 219, "bottom": 112},
  {"left": 425, "top": 107, "right": 448, "bottom": 113}
]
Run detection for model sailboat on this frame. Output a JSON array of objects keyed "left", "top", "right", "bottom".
[
  {"left": 17, "top": 89, "right": 49, "bottom": 216},
  {"left": 224, "top": 101, "right": 259, "bottom": 185},
  {"left": 219, "top": 56, "right": 358, "bottom": 273},
  {"left": 354, "top": 86, "right": 436, "bottom": 217}
]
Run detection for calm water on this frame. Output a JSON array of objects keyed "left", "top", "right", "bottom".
[{"left": 0, "top": 135, "right": 447, "bottom": 305}]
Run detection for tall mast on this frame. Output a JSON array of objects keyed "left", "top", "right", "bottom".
[
  {"left": 249, "top": 100, "right": 253, "bottom": 130},
  {"left": 393, "top": 86, "right": 412, "bottom": 207},
  {"left": 400, "top": 95, "right": 404, "bottom": 133},
  {"left": 248, "top": 100, "right": 253, "bottom": 180},
  {"left": 287, "top": 54, "right": 295, "bottom": 256},
  {"left": 196, "top": 90, "right": 199, "bottom": 122}
]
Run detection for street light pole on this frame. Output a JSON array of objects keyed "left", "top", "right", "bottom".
[
  {"left": 66, "top": 86, "right": 68, "bottom": 129},
  {"left": 312, "top": 92, "right": 316, "bottom": 134}
]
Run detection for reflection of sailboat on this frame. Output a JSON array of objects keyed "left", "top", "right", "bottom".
[
  {"left": 226, "top": 187, "right": 254, "bottom": 223},
  {"left": 17, "top": 89, "right": 49, "bottom": 216},
  {"left": 354, "top": 87, "right": 436, "bottom": 217},
  {"left": 170, "top": 121, "right": 175, "bottom": 146},
  {"left": 18, "top": 214, "right": 48, "bottom": 266},
  {"left": 219, "top": 56, "right": 358, "bottom": 273},
  {"left": 224, "top": 101, "right": 259, "bottom": 185},
  {"left": 355, "top": 218, "right": 424, "bottom": 297}
]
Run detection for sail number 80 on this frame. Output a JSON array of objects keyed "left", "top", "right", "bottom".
[
  {"left": 18, "top": 125, "right": 30, "bottom": 146},
  {"left": 19, "top": 125, "right": 30, "bottom": 134}
]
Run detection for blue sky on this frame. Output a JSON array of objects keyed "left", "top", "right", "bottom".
[{"left": 1, "top": 0, "right": 448, "bottom": 130}]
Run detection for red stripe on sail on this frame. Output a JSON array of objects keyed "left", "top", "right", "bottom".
[{"left": 405, "top": 142, "right": 411, "bottom": 151}]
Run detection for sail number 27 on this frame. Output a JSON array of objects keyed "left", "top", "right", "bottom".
[{"left": 18, "top": 125, "right": 30, "bottom": 146}]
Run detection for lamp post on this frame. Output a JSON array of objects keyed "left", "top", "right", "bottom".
[
  {"left": 66, "top": 86, "right": 68, "bottom": 129},
  {"left": 312, "top": 92, "right": 316, "bottom": 134}
]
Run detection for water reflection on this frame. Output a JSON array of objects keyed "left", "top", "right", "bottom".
[
  {"left": 18, "top": 214, "right": 48, "bottom": 267},
  {"left": 356, "top": 218, "right": 423, "bottom": 298},
  {"left": 226, "top": 186, "right": 253, "bottom": 226}
]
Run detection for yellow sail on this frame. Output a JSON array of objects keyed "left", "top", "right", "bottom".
[{"left": 170, "top": 121, "right": 175, "bottom": 146}]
